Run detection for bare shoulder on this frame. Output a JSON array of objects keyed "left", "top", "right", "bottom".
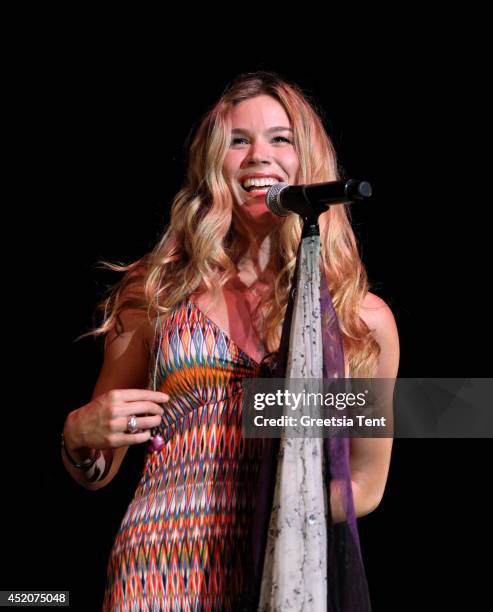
[
  {"left": 359, "top": 291, "right": 400, "bottom": 378},
  {"left": 359, "top": 291, "right": 396, "bottom": 331},
  {"left": 108, "top": 307, "right": 155, "bottom": 349}
]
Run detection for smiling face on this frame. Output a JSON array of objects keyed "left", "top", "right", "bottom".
[{"left": 223, "top": 94, "right": 300, "bottom": 225}]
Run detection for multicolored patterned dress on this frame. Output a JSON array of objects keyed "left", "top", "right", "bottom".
[{"left": 102, "top": 297, "right": 266, "bottom": 611}]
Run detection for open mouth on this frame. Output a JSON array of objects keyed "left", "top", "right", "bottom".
[{"left": 240, "top": 177, "right": 282, "bottom": 194}]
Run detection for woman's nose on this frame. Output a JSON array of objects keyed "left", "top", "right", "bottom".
[{"left": 245, "top": 139, "right": 272, "bottom": 164}]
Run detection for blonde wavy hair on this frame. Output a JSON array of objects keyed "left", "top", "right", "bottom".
[{"left": 82, "top": 71, "right": 380, "bottom": 377}]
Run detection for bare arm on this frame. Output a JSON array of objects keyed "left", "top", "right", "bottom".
[
  {"left": 331, "top": 292, "right": 400, "bottom": 521},
  {"left": 62, "top": 308, "right": 168, "bottom": 491}
]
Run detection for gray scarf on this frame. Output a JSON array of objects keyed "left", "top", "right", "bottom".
[{"left": 244, "top": 226, "right": 372, "bottom": 611}]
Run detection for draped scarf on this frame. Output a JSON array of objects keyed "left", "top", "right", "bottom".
[{"left": 242, "top": 223, "right": 372, "bottom": 611}]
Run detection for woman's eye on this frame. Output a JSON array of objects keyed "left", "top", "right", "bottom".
[
  {"left": 230, "top": 135, "right": 293, "bottom": 146},
  {"left": 231, "top": 137, "right": 249, "bottom": 145}
]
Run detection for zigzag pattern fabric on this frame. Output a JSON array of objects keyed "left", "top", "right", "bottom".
[{"left": 103, "top": 298, "right": 264, "bottom": 611}]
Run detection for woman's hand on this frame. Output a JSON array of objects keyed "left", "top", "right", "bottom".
[{"left": 64, "top": 389, "right": 169, "bottom": 453}]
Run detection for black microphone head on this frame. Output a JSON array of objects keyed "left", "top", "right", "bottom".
[{"left": 266, "top": 182, "right": 290, "bottom": 216}]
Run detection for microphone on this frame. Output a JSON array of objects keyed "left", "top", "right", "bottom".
[{"left": 266, "top": 178, "right": 372, "bottom": 218}]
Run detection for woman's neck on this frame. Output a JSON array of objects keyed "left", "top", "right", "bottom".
[{"left": 236, "top": 233, "right": 275, "bottom": 282}]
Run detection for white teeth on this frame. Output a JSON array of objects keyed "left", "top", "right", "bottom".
[{"left": 241, "top": 177, "right": 280, "bottom": 190}]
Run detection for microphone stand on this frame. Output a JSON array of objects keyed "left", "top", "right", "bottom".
[{"left": 246, "top": 194, "right": 372, "bottom": 610}]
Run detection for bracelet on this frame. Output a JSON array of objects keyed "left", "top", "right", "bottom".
[{"left": 61, "top": 432, "right": 101, "bottom": 470}]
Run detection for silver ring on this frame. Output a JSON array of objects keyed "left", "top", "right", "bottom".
[{"left": 126, "top": 415, "right": 138, "bottom": 434}]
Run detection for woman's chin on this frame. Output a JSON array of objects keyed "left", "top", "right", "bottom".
[
  {"left": 240, "top": 202, "right": 283, "bottom": 228},
  {"left": 245, "top": 191, "right": 275, "bottom": 209}
]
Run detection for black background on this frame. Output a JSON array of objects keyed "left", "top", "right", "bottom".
[{"left": 4, "top": 21, "right": 491, "bottom": 612}]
